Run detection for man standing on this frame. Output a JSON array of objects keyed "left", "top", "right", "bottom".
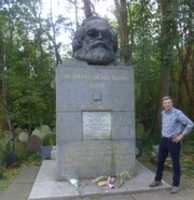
[{"left": 150, "top": 96, "right": 194, "bottom": 193}]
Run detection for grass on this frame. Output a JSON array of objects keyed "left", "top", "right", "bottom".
[
  {"left": 0, "top": 152, "right": 41, "bottom": 191},
  {"left": 23, "top": 153, "right": 42, "bottom": 166},
  {"left": 181, "top": 140, "right": 194, "bottom": 177},
  {"left": 0, "top": 166, "right": 20, "bottom": 191}
]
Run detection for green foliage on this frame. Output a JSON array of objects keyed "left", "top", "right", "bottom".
[
  {"left": 0, "top": 167, "right": 20, "bottom": 191},
  {"left": 136, "top": 123, "right": 145, "bottom": 138},
  {"left": 127, "top": 1, "right": 161, "bottom": 137},
  {"left": 42, "top": 134, "right": 56, "bottom": 146},
  {"left": 0, "top": 131, "right": 11, "bottom": 166},
  {"left": 0, "top": 0, "right": 193, "bottom": 155},
  {"left": 15, "top": 142, "right": 27, "bottom": 161},
  {"left": 25, "top": 152, "right": 41, "bottom": 166},
  {"left": 127, "top": 0, "right": 194, "bottom": 141},
  {"left": 0, "top": 0, "right": 66, "bottom": 130}
]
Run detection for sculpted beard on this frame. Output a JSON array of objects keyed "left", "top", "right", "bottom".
[{"left": 81, "top": 41, "right": 115, "bottom": 65}]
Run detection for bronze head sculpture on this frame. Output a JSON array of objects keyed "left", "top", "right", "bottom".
[{"left": 72, "top": 16, "right": 118, "bottom": 65}]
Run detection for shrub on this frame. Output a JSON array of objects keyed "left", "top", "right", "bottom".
[
  {"left": 42, "top": 134, "right": 56, "bottom": 146},
  {"left": 0, "top": 131, "right": 10, "bottom": 167}
]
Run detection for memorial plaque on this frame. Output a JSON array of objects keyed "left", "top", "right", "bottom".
[{"left": 83, "top": 112, "right": 111, "bottom": 139}]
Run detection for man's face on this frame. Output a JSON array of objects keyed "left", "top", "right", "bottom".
[
  {"left": 81, "top": 19, "right": 115, "bottom": 64},
  {"left": 83, "top": 19, "right": 114, "bottom": 52},
  {"left": 162, "top": 99, "right": 173, "bottom": 111}
]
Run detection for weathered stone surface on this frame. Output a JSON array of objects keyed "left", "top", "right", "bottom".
[
  {"left": 28, "top": 160, "right": 171, "bottom": 200},
  {"left": 56, "top": 140, "right": 135, "bottom": 179},
  {"left": 56, "top": 111, "right": 135, "bottom": 143},
  {"left": 56, "top": 62, "right": 134, "bottom": 112},
  {"left": 56, "top": 61, "right": 135, "bottom": 180}
]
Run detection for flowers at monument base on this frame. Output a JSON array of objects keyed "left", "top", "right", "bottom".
[{"left": 92, "top": 171, "right": 133, "bottom": 189}]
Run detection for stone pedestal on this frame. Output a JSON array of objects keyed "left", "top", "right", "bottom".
[
  {"left": 28, "top": 160, "right": 171, "bottom": 200},
  {"left": 56, "top": 61, "right": 136, "bottom": 180}
]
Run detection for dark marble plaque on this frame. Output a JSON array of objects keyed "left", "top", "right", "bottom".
[{"left": 83, "top": 112, "right": 111, "bottom": 139}]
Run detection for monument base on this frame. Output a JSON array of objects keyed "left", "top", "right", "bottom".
[
  {"left": 56, "top": 63, "right": 136, "bottom": 180},
  {"left": 28, "top": 160, "right": 170, "bottom": 200}
]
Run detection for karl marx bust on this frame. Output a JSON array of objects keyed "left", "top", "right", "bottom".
[{"left": 72, "top": 16, "right": 118, "bottom": 65}]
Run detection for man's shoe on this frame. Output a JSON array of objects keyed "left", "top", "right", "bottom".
[
  {"left": 149, "top": 180, "right": 162, "bottom": 187},
  {"left": 170, "top": 186, "right": 179, "bottom": 194}
]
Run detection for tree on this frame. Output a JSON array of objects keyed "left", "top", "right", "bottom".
[
  {"left": 174, "top": 0, "right": 194, "bottom": 116},
  {"left": 67, "top": 0, "right": 80, "bottom": 29},
  {"left": 83, "top": 0, "right": 93, "bottom": 18},
  {"left": 114, "top": 0, "right": 131, "bottom": 64},
  {"left": 0, "top": 0, "right": 57, "bottom": 131},
  {"left": 159, "top": 0, "right": 177, "bottom": 96}
]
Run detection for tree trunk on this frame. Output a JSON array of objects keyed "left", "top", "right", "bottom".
[
  {"left": 175, "top": 1, "right": 194, "bottom": 116},
  {"left": 153, "top": 0, "right": 177, "bottom": 135},
  {"left": 114, "top": 0, "right": 130, "bottom": 64},
  {"left": 67, "top": 0, "right": 79, "bottom": 29},
  {"left": 83, "top": 0, "right": 92, "bottom": 18},
  {"left": 159, "top": 0, "right": 177, "bottom": 97},
  {"left": 0, "top": 8, "right": 16, "bottom": 151}
]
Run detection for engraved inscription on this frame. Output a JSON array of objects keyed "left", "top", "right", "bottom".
[
  {"left": 63, "top": 72, "right": 130, "bottom": 81},
  {"left": 83, "top": 112, "right": 111, "bottom": 139}
]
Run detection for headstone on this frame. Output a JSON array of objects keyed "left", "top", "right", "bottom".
[
  {"left": 56, "top": 61, "right": 136, "bottom": 180},
  {"left": 28, "top": 135, "right": 41, "bottom": 153}
]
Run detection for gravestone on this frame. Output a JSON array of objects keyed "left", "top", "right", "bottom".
[
  {"left": 56, "top": 60, "right": 136, "bottom": 180},
  {"left": 28, "top": 135, "right": 41, "bottom": 153}
]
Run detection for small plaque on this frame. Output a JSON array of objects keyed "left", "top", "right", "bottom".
[{"left": 83, "top": 112, "right": 111, "bottom": 139}]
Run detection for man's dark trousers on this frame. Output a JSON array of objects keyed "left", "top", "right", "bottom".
[{"left": 155, "top": 137, "right": 181, "bottom": 186}]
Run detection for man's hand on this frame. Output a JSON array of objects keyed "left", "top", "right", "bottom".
[{"left": 172, "top": 134, "right": 184, "bottom": 143}]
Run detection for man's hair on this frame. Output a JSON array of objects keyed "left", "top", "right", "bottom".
[{"left": 161, "top": 96, "right": 173, "bottom": 102}]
